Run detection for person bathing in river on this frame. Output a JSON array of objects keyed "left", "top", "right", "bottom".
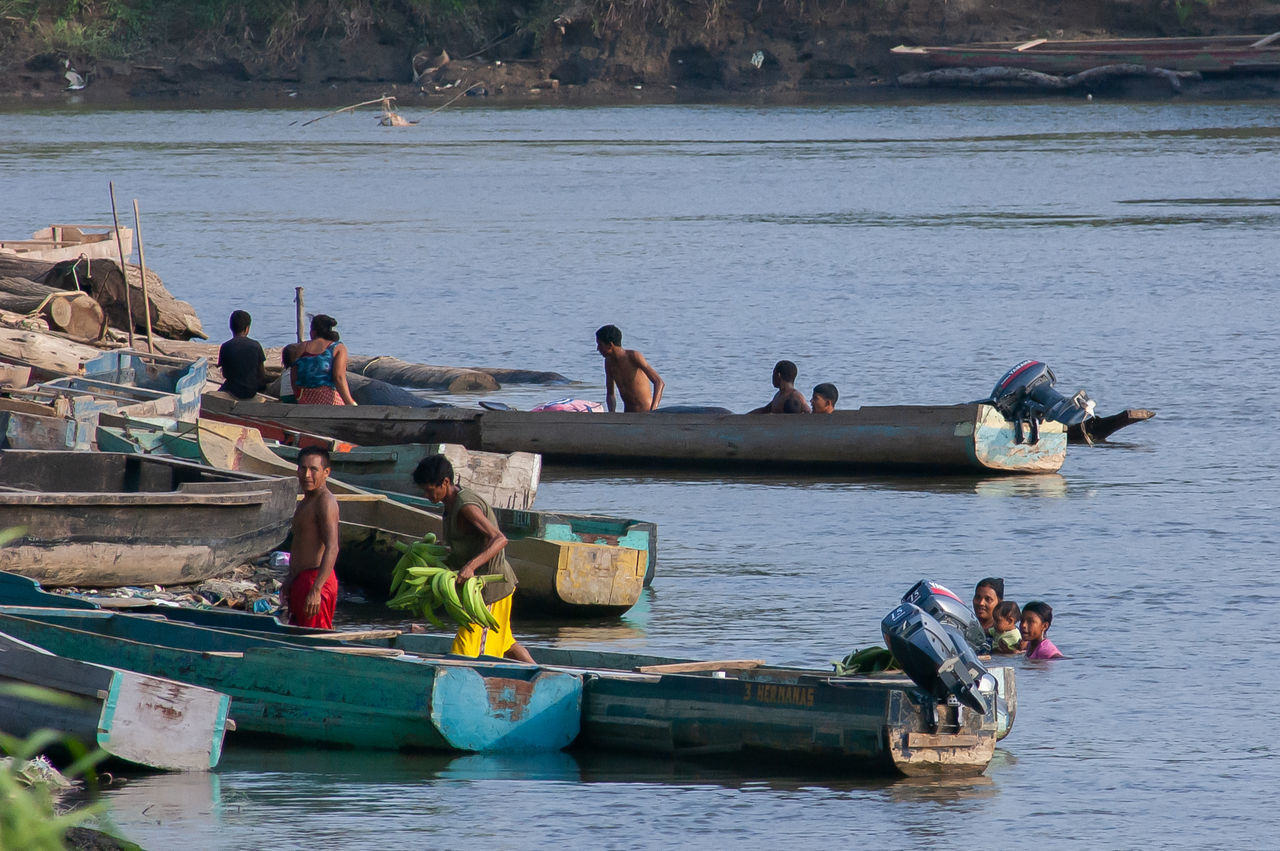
[
  {"left": 217, "top": 310, "right": 266, "bottom": 400},
  {"left": 283, "top": 447, "right": 340, "bottom": 629},
  {"left": 293, "top": 314, "right": 357, "bottom": 406},
  {"left": 596, "top": 324, "right": 664, "bottom": 412},
  {"left": 1020, "top": 601, "right": 1064, "bottom": 659},
  {"left": 811, "top": 383, "right": 839, "bottom": 414},
  {"left": 749, "top": 360, "right": 811, "bottom": 414},
  {"left": 412, "top": 455, "right": 535, "bottom": 663},
  {"left": 972, "top": 577, "right": 1003, "bottom": 635},
  {"left": 989, "top": 600, "right": 1022, "bottom": 654}
]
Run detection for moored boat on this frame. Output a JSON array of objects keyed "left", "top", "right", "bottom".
[
  {"left": 0, "top": 607, "right": 583, "bottom": 753},
  {"left": 0, "top": 451, "right": 295, "bottom": 587},
  {"left": 0, "top": 225, "right": 133, "bottom": 263},
  {"left": 201, "top": 397, "right": 1067, "bottom": 475},
  {"left": 0, "top": 630, "right": 231, "bottom": 771}
]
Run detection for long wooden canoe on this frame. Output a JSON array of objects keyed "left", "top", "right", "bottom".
[
  {"left": 0, "top": 451, "right": 295, "bottom": 587},
  {"left": 891, "top": 33, "right": 1280, "bottom": 74},
  {"left": 198, "top": 418, "right": 658, "bottom": 587},
  {"left": 0, "top": 631, "right": 231, "bottom": 770},
  {"left": 0, "top": 608, "right": 582, "bottom": 753},
  {"left": 201, "top": 397, "right": 1067, "bottom": 474},
  {"left": 0, "top": 225, "right": 133, "bottom": 263},
  {"left": 333, "top": 493, "right": 646, "bottom": 617}
]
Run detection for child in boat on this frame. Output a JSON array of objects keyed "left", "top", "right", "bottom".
[
  {"left": 988, "top": 600, "right": 1022, "bottom": 654},
  {"left": 1019, "top": 601, "right": 1064, "bottom": 659}
]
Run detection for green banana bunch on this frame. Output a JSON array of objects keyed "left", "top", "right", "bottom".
[{"left": 385, "top": 531, "right": 504, "bottom": 630}]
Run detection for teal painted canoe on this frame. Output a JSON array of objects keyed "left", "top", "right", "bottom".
[
  {"left": 201, "top": 396, "right": 1066, "bottom": 474},
  {"left": 0, "top": 630, "right": 231, "bottom": 771},
  {"left": 95, "top": 420, "right": 204, "bottom": 460},
  {"left": 0, "top": 608, "right": 581, "bottom": 753}
]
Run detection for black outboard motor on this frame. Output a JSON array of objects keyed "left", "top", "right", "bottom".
[
  {"left": 985, "top": 360, "right": 1095, "bottom": 444},
  {"left": 901, "top": 579, "right": 988, "bottom": 656},
  {"left": 882, "top": 602, "right": 988, "bottom": 714}
]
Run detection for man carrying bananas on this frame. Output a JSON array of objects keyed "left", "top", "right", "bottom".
[{"left": 412, "top": 455, "right": 536, "bottom": 663}]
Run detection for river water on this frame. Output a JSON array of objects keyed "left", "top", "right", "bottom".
[{"left": 2, "top": 100, "right": 1279, "bottom": 848}]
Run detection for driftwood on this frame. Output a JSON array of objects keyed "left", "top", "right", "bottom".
[
  {"left": 898, "top": 64, "right": 1201, "bottom": 91},
  {"left": 1068, "top": 408, "right": 1156, "bottom": 444},
  {"left": 346, "top": 355, "right": 568, "bottom": 390},
  {"left": 0, "top": 255, "right": 205, "bottom": 342},
  {"left": 0, "top": 326, "right": 111, "bottom": 376},
  {"left": 0, "top": 276, "right": 105, "bottom": 342}
]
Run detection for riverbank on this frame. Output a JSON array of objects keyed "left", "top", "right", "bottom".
[{"left": 3, "top": 0, "right": 1280, "bottom": 106}]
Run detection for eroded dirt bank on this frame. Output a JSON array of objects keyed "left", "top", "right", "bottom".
[{"left": 3, "top": 0, "right": 1280, "bottom": 106}]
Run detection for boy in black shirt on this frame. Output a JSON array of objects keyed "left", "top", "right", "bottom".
[{"left": 217, "top": 310, "right": 266, "bottom": 399}]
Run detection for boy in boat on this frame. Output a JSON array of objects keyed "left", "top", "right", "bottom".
[
  {"left": 811, "top": 383, "right": 839, "bottom": 414},
  {"left": 217, "top": 310, "right": 266, "bottom": 400},
  {"left": 596, "top": 324, "right": 665, "bottom": 412},
  {"left": 283, "top": 447, "right": 340, "bottom": 629},
  {"left": 749, "top": 360, "right": 811, "bottom": 414},
  {"left": 412, "top": 455, "right": 535, "bottom": 663},
  {"left": 1019, "top": 601, "right": 1064, "bottom": 659},
  {"left": 989, "top": 600, "right": 1022, "bottom": 654}
]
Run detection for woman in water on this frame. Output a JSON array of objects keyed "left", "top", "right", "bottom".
[
  {"left": 292, "top": 314, "right": 357, "bottom": 406},
  {"left": 972, "top": 577, "right": 1003, "bottom": 634}
]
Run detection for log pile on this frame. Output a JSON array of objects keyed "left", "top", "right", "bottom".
[{"left": 0, "top": 276, "right": 105, "bottom": 342}]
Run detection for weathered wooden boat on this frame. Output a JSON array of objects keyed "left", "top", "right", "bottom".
[
  {"left": 197, "top": 418, "right": 658, "bottom": 585},
  {"left": 201, "top": 397, "right": 1067, "bottom": 474},
  {"left": 0, "top": 225, "right": 133, "bottom": 263},
  {"left": 0, "top": 608, "right": 581, "bottom": 753},
  {"left": 80, "top": 349, "right": 206, "bottom": 421},
  {"left": 94, "top": 415, "right": 203, "bottom": 460},
  {"left": 892, "top": 32, "right": 1280, "bottom": 74},
  {"left": 0, "top": 630, "right": 231, "bottom": 771},
  {"left": 0, "top": 451, "right": 295, "bottom": 587},
  {"left": 268, "top": 441, "right": 541, "bottom": 510},
  {"left": 334, "top": 493, "right": 646, "bottom": 617}
]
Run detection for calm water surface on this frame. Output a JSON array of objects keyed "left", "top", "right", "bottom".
[{"left": 2, "top": 100, "right": 1279, "bottom": 848}]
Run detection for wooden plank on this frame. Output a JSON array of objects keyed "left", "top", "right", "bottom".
[
  {"left": 300, "top": 629, "right": 402, "bottom": 641},
  {"left": 1250, "top": 31, "right": 1280, "bottom": 48},
  {"left": 635, "top": 659, "right": 765, "bottom": 674},
  {"left": 906, "top": 733, "right": 981, "bottom": 748},
  {"left": 316, "top": 645, "right": 405, "bottom": 657},
  {"left": 1013, "top": 38, "right": 1047, "bottom": 51}
]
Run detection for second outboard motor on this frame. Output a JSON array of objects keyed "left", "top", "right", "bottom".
[
  {"left": 901, "top": 579, "right": 988, "bottom": 655},
  {"left": 986, "top": 360, "right": 1095, "bottom": 444},
  {"left": 882, "top": 603, "right": 988, "bottom": 714}
]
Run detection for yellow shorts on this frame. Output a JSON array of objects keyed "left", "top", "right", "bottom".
[{"left": 450, "top": 593, "right": 516, "bottom": 658}]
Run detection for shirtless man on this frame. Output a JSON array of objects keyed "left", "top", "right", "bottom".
[
  {"left": 596, "top": 324, "right": 665, "bottom": 412},
  {"left": 749, "top": 360, "right": 811, "bottom": 414},
  {"left": 811, "top": 383, "right": 839, "bottom": 414},
  {"left": 282, "top": 446, "right": 340, "bottom": 629}
]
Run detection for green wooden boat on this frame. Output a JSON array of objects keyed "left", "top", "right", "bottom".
[
  {"left": 0, "top": 608, "right": 582, "bottom": 753},
  {"left": 95, "top": 416, "right": 203, "bottom": 460}
]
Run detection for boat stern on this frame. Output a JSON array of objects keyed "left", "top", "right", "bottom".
[{"left": 429, "top": 663, "right": 583, "bottom": 752}]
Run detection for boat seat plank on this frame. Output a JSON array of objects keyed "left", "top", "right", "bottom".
[
  {"left": 299, "top": 629, "right": 402, "bottom": 641},
  {"left": 1013, "top": 38, "right": 1047, "bottom": 51},
  {"left": 1250, "top": 31, "right": 1280, "bottom": 48},
  {"left": 317, "top": 645, "right": 405, "bottom": 657},
  {"left": 635, "top": 659, "right": 765, "bottom": 674}
]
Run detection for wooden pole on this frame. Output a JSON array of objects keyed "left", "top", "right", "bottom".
[
  {"left": 108, "top": 181, "right": 135, "bottom": 348},
  {"left": 295, "top": 287, "right": 305, "bottom": 343},
  {"left": 132, "top": 199, "right": 156, "bottom": 353}
]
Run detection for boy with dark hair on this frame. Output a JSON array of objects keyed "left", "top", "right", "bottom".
[
  {"left": 413, "top": 454, "right": 534, "bottom": 663},
  {"left": 217, "top": 310, "right": 266, "bottom": 400},
  {"left": 750, "top": 360, "right": 810, "bottom": 414},
  {"left": 989, "top": 600, "right": 1022, "bottom": 653},
  {"left": 284, "top": 446, "right": 339, "bottom": 628},
  {"left": 811, "top": 383, "right": 839, "bottom": 414},
  {"left": 595, "top": 324, "right": 665, "bottom": 412}
]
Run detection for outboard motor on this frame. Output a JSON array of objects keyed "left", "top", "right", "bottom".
[
  {"left": 985, "top": 360, "right": 1095, "bottom": 444},
  {"left": 901, "top": 579, "right": 988, "bottom": 655},
  {"left": 882, "top": 602, "right": 988, "bottom": 714}
]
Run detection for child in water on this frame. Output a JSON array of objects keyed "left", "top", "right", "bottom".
[
  {"left": 1019, "top": 601, "right": 1064, "bottom": 659},
  {"left": 989, "top": 600, "right": 1022, "bottom": 654}
]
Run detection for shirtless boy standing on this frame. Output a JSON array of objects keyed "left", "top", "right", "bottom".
[
  {"left": 749, "top": 360, "right": 811, "bottom": 414},
  {"left": 283, "top": 446, "right": 340, "bottom": 628},
  {"left": 596, "top": 325, "right": 665, "bottom": 412}
]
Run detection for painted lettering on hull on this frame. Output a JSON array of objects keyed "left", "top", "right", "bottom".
[{"left": 741, "top": 682, "right": 815, "bottom": 708}]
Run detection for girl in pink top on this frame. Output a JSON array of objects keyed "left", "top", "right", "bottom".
[{"left": 1019, "top": 601, "right": 1064, "bottom": 659}]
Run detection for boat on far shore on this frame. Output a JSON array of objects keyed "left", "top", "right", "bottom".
[
  {"left": 892, "top": 32, "right": 1280, "bottom": 74},
  {"left": 0, "top": 224, "right": 133, "bottom": 264}
]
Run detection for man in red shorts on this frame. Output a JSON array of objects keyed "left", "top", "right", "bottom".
[{"left": 282, "top": 446, "right": 339, "bottom": 628}]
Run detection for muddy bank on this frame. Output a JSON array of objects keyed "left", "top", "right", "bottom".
[{"left": 3, "top": 0, "right": 1280, "bottom": 106}]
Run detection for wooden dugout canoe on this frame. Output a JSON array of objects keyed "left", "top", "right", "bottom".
[
  {"left": 0, "top": 225, "right": 133, "bottom": 264},
  {"left": 0, "top": 630, "right": 231, "bottom": 771},
  {"left": 201, "top": 397, "right": 1067, "bottom": 474},
  {"left": 0, "top": 451, "right": 295, "bottom": 587},
  {"left": 0, "top": 608, "right": 582, "bottom": 753}
]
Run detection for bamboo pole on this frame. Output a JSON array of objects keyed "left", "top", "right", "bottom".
[
  {"left": 295, "top": 287, "right": 305, "bottom": 343},
  {"left": 132, "top": 199, "right": 156, "bottom": 353},
  {"left": 107, "top": 181, "right": 135, "bottom": 348}
]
